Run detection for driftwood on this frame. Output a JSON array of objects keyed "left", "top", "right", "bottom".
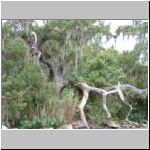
[{"left": 75, "top": 82, "right": 148, "bottom": 129}]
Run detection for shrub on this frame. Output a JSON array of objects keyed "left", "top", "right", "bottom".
[{"left": 18, "top": 116, "right": 65, "bottom": 129}]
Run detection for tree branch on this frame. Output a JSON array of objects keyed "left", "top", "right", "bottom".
[{"left": 75, "top": 82, "right": 147, "bottom": 128}]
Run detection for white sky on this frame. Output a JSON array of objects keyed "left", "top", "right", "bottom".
[{"left": 103, "top": 20, "right": 136, "bottom": 52}]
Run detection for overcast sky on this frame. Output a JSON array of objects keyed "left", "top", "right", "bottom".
[{"left": 103, "top": 20, "right": 136, "bottom": 52}]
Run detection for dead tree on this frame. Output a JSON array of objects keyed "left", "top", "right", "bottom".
[{"left": 75, "top": 82, "right": 148, "bottom": 129}]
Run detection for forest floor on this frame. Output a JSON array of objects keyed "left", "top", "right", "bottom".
[
  {"left": 71, "top": 120, "right": 148, "bottom": 129},
  {"left": 3, "top": 120, "right": 148, "bottom": 129}
]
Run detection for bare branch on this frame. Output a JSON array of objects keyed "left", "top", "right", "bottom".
[
  {"left": 75, "top": 82, "right": 147, "bottom": 128},
  {"left": 102, "top": 84, "right": 147, "bottom": 97}
]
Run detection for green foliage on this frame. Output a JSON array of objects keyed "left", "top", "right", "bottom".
[
  {"left": 2, "top": 37, "right": 27, "bottom": 75},
  {"left": 68, "top": 71, "right": 85, "bottom": 84},
  {"left": 2, "top": 22, "right": 14, "bottom": 43},
  {"left": 116, "top": 21, "right": 148, "bottom": 65},
  {"left": 2, "top": 61, "right": 79, "bottom": 127},
  {"left": 18, "top": 116, "right": 64, "bottom": 129},
  {"left": 2, "top": 20, "right": 148, "bottom": 128},
  {"left": 84, "top": 48, "right": 126, "bottom": 86},
  {"left": 2, "top": 63, "right": 49, "bottom": 123},
  {"left": 85, "top": 96, "right": 108, "bottom": 125},
  {"left": 128, "top": 96, "right": 148, "bottom": 122},
  {"left": 85, "top": 94, "right": 128, "bottom": 125},
  {"left": 118, "top": 51, "right": 148, "bottom": 88},
  {"left": 129, "top": 112, "right": 147, "bottom": 123}
]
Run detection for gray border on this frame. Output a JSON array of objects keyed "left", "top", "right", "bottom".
[
  {"left": 1, "top": 130, "right": 149, "bottom": 149},
  {"left": 1, "top": 1, "right": 149, "bottom": 19},
  {"left": 1, "top": 1, "right": 149, "bottom": 149}
]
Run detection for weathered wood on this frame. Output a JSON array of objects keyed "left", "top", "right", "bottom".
[
  {"left": 79, "top": 89, "right": 90, "bottom": 129},
  {"left": 102, "top": 84, "right": 147, "bottom": 97},
  {"left": 76, "top": 82, "right": 147, "bottom": 128}
]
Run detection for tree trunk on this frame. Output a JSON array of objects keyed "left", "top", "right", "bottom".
[
  {"left": 23, "top": 31, "right": 69, "bottom": 95},
  {"left": 75, "top": 45, "right": 78, "bottom": 71}
]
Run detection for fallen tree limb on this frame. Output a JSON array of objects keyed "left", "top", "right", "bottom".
[{"left": 75, "top": 82, "right": 148, "bottom": 129}]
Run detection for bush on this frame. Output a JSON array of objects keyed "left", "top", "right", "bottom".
[
  {"left": 2, "top": 37, "right": 27, "bottom": 76},
  {"left": 129, "top": 112, "right": 147, "bottom": 122},
  {"left": 128, "top": 96, "right": 148, "bottom": 123},
  {"left": 18, "top": 116, "right": 65, "bottom": 129}
]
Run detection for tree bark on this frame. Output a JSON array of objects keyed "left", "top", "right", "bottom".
[{"left": 23, "top": 31, "right": 68, "bottom": 95}]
